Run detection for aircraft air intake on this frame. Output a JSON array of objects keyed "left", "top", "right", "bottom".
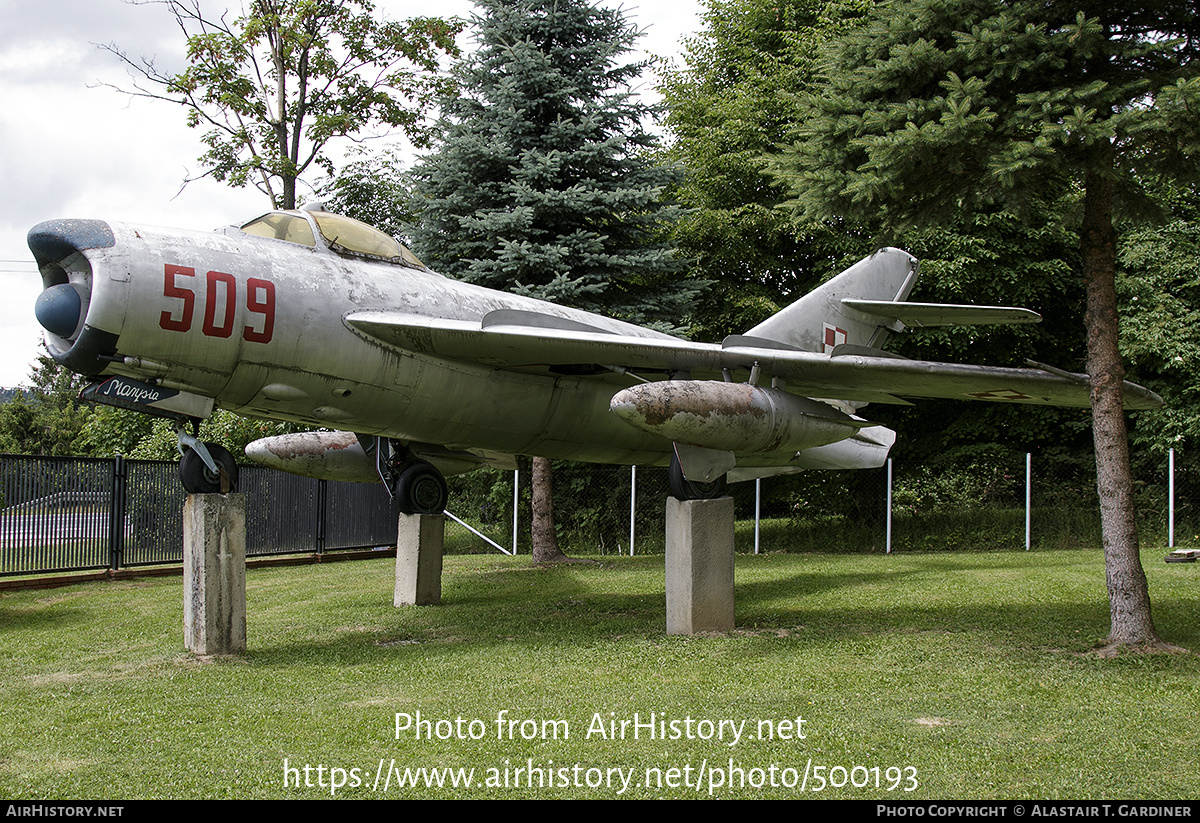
[{"left": 27, "top": 219, "right": 119, "bottom": 375}]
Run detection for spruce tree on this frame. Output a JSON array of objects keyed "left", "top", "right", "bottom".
[
  {"left": 406, "top": 0, "right": 693, "bottom": 330},
  {"left": 406, "top": 0, "right": 695, "bottom": 560},
  {"left": 773, "top": 0, "right": 1200, "bottom": 652}
]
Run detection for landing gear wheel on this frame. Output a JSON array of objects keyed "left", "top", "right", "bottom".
[
  {"left": 669, "top": 453, "right": 727, "bottom": 501},
  {"left": 394, "top": 461, "right": 448, "bottom": 515},
  {"left": 179, "top": 442, "right": 238, "bottom": 494}
]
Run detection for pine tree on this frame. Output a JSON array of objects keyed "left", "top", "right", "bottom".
[
  {"left": 406, "top": 0, "right": 695, "bottom": 560},
  {"left": 773, "top": 0, "right": 1200, "bottom": 652}
]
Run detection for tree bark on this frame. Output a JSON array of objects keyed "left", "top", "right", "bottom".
[
  {"left": 531, "top": 456, "right": 569, "bottom": 563},
  {"left": 1080, "top": 153, "right": 1163, "bottom": 650}
]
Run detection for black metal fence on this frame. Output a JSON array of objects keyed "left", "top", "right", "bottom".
[{"left": 0, "top": 454, "right": 400, "bottom": 576}]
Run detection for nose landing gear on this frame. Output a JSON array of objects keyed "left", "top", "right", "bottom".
[{"left": 175, "top": 420, "right": 238, "bottom": 494}]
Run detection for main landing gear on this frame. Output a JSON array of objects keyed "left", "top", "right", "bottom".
[
  {"left": 668, "top": 453, "right": 727, "bottom": 501},
  {"left": 391, "top": 460, "right": 449, "bottom": 516},
  {"left": 175, "top": 420, "right": 239, "bottom": 494},
  {"left": 361, "top": 436, "right": 449, "bottom": 515}
]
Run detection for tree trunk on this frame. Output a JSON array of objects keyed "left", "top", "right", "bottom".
[
  {"left": 531, "top": 456, "right": 569, "bottom": 563},
  {"left": 282, "top": 174, "right": 297, "bottom": 211},
  {"left": 1080, "top": 155, "right": 1162, "bottom": 650}
]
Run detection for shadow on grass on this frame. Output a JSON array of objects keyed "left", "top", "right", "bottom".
[{"left": 234, "top": 552, "right": 1199, "bottom": 668}]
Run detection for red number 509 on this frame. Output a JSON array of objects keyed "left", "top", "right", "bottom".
[{"left": 159, "top": 264, "right": 275, "bottom": 344}]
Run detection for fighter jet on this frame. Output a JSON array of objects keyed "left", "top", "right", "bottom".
[{"left": 29, "top": 207, "right": 1161, "bottom": 513}]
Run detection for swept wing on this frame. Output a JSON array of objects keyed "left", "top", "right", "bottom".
[{"left": 344, "top": 309, "right": 1161, "bottom": 411}]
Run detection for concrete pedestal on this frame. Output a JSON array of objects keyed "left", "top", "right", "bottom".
[
  {"left": 183, "top": 493, "right": 246, "bottom": 655},
  {"left": 665, "top": 496, "right": 735, "bottom": 634},
  {"left": 394, "top": 513, "right": 445, "bottom": 606}
]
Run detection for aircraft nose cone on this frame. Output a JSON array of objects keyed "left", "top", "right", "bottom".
[{"left": 35, "top": 283, "right": 83, "bottom": 339}]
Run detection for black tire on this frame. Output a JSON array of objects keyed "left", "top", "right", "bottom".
[
  {"left": 395, "top": 461, "right": 448, "bottom": 515},
  {"left": 178, "top": 443, "right": 240, "bottom": 496},
  {"left": 179, "top": 442, "right": 239, "bottom": 494},
  {"left": 668, "top": 453, "right": 727, "bottom": 501}
]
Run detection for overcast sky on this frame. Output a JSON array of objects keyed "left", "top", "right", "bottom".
[{"left": 0, "top": 0, "right": 703, "bottom": 387}]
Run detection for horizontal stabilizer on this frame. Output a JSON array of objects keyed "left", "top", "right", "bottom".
[{"left": 841, "top": 299, "right": 1042, "bottom": 327}]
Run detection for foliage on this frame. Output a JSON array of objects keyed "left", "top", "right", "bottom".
[
  {"left": 403, "top": 0, "right": 700, "bottom": 560},
  {"left": 659, "top": 0, "right": 875, "bottom": 340},
  {"left": 314, "top": 147, "right": 415, "bottom": 238},
  {"left": 405, "top": 0, "right": 697, "bottom": 332},
  {"left": 102, "top": 0, "right": 462, "bottom": 208},
  {"left": 125, "top": 409, "right": 307, "bottom": 461},
  {"left": 774, "top": 0, "right": 1200, "bottom": 230},
  {"left": 1117, "top": 188, "right": 1200, "bottom": 460},
  {"left": 0, "top": 355, "right": 95, "bottom": 456},
  {"left": 768, "top": 0, "right": 1200, "bottom": 648},
  {"left": 660, "top": 0, "right": 1095, "bottom": 459},
  {"left": 891, "top": 447, "right": 1022, "bottom": 517},
  {"left": 0, "top": 351, "right": 302, "bottom": 460},
  {"left": 872, "top": 205, "right": 1094, "bottom": 460}
]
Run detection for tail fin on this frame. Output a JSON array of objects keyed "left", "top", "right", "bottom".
[{"left": 731, "top": 248, "right": 919, "bottom": 354}]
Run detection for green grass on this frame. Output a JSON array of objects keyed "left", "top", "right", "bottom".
[{"left": 1, "top": 547, "right": 1198, "bottom": 799}]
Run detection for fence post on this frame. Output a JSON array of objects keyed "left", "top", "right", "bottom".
[
  {"left": 316, "top": 478, "right": 327, "bottom": 555},
  {"left": 886, "top": 458, "right": 893, "bottom": 554},
  {"left": 754, "top": 477, "right": 762, "bottom": 554},
  {"left": 1169, "top": 448, "right": 1175, "bottom": 549},
  {"left": 109, "top": 455, "right": 127, "bottom": 571},
  {"left": 511, "top": 468, "right": 520, "bottom": 555},
  {"left": 629, "top": 465, "right": 636, "bottom": 556},
  {"left": 1025, "top": 453, "right": 1031, "bottom": 551}
]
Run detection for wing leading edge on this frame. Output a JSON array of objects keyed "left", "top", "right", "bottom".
[{"left": 344, "top": 310, "right": 1162, "bottom": 411}]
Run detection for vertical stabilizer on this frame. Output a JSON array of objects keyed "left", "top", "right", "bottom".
[{"left": 734, "top": 248, "right": 919, "bottom": 353}]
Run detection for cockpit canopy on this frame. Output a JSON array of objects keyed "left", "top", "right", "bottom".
[{"left": 239, "top": 210, "right": 426, "bottom": 269}]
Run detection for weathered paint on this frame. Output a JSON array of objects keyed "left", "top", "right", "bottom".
[
  {"left": 243, "top": 431, "right": 377, "bottom": 483},
  {"left": 610, "top": 381, "right": 868, "bottom": 454},
  {"left": 29, "top": 211, "right": 1162, "bottom": 485}
]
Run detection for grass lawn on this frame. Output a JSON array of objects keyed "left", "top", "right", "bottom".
[{"left": 1, "top": 546, "right": 1197, "bottom": 799}]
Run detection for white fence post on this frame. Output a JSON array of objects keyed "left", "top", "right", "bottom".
[
  {"left": 1169, "top": 448, "right": 1175, "bottom": 549},
  {"left": 629, "top": 465, "right": 637, "bottom": 556},
  {"left": 886, "top": 458, "right": 893, "bottom": 554},
  {"left": 754, "top": 477, "right": 762, "bottom": 555},
  {"left": 1025, "top": 453, "right": 1032, "bottom": 551},
  {"left": 511, "top": 468, "right": 520, "bottom": 555}
]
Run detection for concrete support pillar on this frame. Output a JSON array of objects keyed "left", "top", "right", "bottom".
[
  {"left": 395, "top": 513, "right": 445, "bottom": 606},
  {"left": 183, "top": 493, "right": 246, "bottom": 655},
  {"left": 665, "top": 496, "right": 735, "bottom": 634}
]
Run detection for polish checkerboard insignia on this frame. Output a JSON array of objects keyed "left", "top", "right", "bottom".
[{"left": 823, "top": 324, "right": 847, "bottom": 354}]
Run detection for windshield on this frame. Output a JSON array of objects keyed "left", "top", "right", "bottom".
[
  {"left": 239, "top": 210, "right": 426, "bottom": 269},
  {"left": 239, "top": 213, "right": 316, "bottom": 246},
  {"left": 310, "top": 211, "right": 426, "bottom": 268}
]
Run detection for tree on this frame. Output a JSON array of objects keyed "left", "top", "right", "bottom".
[
  {"left": 660, "top": 0, "right": 1093, "bottom": 465},
  {"left": 773, "top": 0, "right": 1200, "bottom": 651},
  {"left": 1117, "top": 185, "right": 1200, "bottom": 461},
  {"left": 317, "top": 148, "right": 415, "bottom": 237},
  {"left": 103, "top": 0, "right": 461, "bottom": 209},
  {"left": 659, "top": 0, "right": 874, "bottom": 341},
  {"left": 0, "top": 354, "right": 95, "bottom": 456},
  {"left": 406, "top": 0, "right": 696, "bottom": 561}
]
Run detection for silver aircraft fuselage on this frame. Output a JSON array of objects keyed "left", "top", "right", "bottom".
[
  {"left": 30, "top": 209, "right": 1161, "bottom": 485},
  {"left": 32, "top": 215, "right": 700, "bottom": 467}
]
